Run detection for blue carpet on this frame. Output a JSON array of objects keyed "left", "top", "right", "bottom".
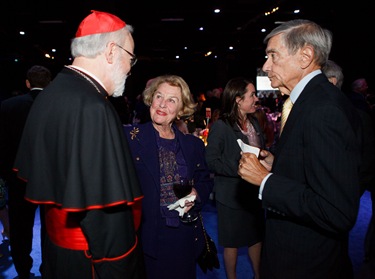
[{"left": 0, "top": 191, "right": 373, "bottom": 279}]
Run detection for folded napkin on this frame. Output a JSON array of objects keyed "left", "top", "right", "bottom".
[
  {"left": 237, "top": 139, "right": 260, "bottom": 157},
  {"left": 167, "top": 194, "right": 196, "bottom": 216}
]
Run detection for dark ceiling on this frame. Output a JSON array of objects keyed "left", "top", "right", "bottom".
[{"left": 0, "top": 0, "right": 373, "bottom": 97}]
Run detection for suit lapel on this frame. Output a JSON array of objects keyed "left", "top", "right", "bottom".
[
  {"left": 136, "top": 123, "right": 161, "bottom": 190},
  {"left": 274, "top": 74, "right": 325, "bottom": 164},
  {"left": 174, "top": 127, "right": 194, "bottom": 179}
]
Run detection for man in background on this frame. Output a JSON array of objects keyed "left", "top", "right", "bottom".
[
  {"left": 323, "top": 60, "right": 375, "bottom": 266},
  {"left": 348, "top": 78, "right": 372, "bottom": 114},
  {"left": 0, "top": 65, "right": 51, "bottom": 279}
]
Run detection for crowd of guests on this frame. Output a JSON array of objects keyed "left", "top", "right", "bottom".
[{"left": 0, "top": 10, "right": 374, "bottom": 279}]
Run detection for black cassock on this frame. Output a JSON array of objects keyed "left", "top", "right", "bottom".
[{"left": 14, "top": 67, "right": 145, "bottom": 279}]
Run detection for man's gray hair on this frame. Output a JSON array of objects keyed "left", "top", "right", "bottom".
[{"left": 264, "top": 19, "right": 332, "bottom": 67}]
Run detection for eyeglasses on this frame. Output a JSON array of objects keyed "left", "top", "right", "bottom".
[{"left": 115, "top": 44, "right": 137, "bottom": 67}]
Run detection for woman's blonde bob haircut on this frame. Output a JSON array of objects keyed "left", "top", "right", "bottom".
[{"left": 142, "top": 74, "right": 197, "bottom": 119}]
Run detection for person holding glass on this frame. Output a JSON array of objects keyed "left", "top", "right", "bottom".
[
  {"left": 123, "top": 74, "right": 213, "bottom": 279},
  {"left": 205, "top": 77, "right": 266, "bottom": 279}
]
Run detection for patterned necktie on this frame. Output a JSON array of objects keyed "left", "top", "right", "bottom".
[{"left": 280, "top": 97, "right": 293, "bottom": 134}]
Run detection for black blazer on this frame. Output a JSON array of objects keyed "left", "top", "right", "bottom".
[
  {"left": 261, "top": 74, "right": 362, "bottom": 279},
  {"left": 205, "top": 117, "right": 265, "bottom": 209}
]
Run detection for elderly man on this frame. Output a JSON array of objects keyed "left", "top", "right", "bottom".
[
  {"left": 13, "top": 10, "right": 144, "bottom": 279},
  {"left": 238, "top": 19, "right": 362, "bottom": 279}
]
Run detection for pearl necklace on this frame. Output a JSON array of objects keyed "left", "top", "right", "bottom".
[{"left": 65, "top": 65, "right": 103, "bottom": 97}]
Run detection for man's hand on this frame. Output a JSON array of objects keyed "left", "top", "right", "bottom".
[{"left": 238, "top": 152, "right": 272, "bottom": 186}]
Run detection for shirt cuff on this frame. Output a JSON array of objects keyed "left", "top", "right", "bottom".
[{"left": 258, "top": 173, "right": 273, "bottom": 200}]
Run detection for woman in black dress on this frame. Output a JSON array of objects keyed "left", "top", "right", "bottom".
[{"left": 205, "top": 77, "right": 265, "bottom": 279}]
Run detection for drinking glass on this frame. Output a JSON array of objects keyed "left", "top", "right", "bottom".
[{"left": 173, "top": 179, "right": 198, "bottom": 223}]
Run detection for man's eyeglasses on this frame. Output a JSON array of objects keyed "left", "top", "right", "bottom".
[{"left": 115, "top": 44, "right": 137, "bottom": 67}]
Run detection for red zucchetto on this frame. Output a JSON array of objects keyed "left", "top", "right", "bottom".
[{"left": 75, "top": 10, "right": 126, "bottom": 38}]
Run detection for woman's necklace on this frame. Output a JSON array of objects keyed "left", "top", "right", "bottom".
[{"left": 65, "top": 65, "right": 103, "bottom": 96}]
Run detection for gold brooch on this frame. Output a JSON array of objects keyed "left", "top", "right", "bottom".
[{"left": 130, "top": 127, "right": 139, "bottom": 140}]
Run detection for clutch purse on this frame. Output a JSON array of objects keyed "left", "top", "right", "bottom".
[{"left": 197, "top": 213, "right": 220, "bottom": 273}]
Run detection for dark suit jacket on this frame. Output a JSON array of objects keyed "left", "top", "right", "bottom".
[
  {"left": 205, "top": 117, "right": 265, "bottom": 209},
  {"left": 0, "top": 89, "right": 41, "bottom": 181},
  {"left": 345, "top": 91, "right": 375, "bottom": 194},
  {"left": 355, "top": 108, "right": 375, "bottom": 194},
  {"left": 261, "top": 74, "right": 362, "bottom": 279},
  {"left": 123, "top": 122, "right": 213, "bottom": 258}
]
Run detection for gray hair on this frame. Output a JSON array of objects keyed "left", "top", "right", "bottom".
[
  {"left": 70, "top": 25, "right": 134, "bottom": 58},
  {"left": 322, "top": 60, "right": 344, "bottom": 89},
  {"left": 264, "top": 19, "right": 332, "bottom": 67}
]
